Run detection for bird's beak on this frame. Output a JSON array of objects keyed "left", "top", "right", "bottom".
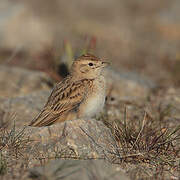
[{"left": 102, "top": 61, "right": 110, "bottom": 67}]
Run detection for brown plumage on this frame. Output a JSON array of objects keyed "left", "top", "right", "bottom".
[{"left": 29, "top": 54, "right": 109, "bottom": 127}]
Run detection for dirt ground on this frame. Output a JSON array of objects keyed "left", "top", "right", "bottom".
[{"left": 0, "top": 0, "right": 180, "bottom": 179}]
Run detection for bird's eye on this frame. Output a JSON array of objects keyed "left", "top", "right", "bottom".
[{"left": 88, "top": 63, "right": 93, "bottom": 66}]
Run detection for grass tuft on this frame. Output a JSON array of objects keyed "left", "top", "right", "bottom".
[{"left": 101, "top": 101, "right": 180, "bottom": 178}]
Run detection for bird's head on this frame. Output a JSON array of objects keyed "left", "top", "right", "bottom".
[{"left": 71, "top": 54, "right": 109, "bottom": 79}]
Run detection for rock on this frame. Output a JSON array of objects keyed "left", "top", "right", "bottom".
[
  {"left": 24, "top": 119, "right": 118, "bottom": 160},
  {"left": 29, "top": 159, "right": 129, "bottom": 180},
  {"left": 0, "top": 65, "right": 53, "bottom": 98},
  {"left": 105, "top": 67, "right": 156, "bottom": 100},
  {"left": 0, "top": 90, "right": 50, "bottom": 128}
]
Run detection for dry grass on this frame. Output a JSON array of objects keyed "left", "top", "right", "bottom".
[
  {"left": 0, "top": 39, "right": 180, "bottom": 179},
  {"left": 101, "top": 97, "right": 180, "bottom": 179},
  {"left": 0, "top": 124, "right": 31, "bottom": 179},
  {"left": 1, "top": 97, "right": 179, "bottom": 179}
]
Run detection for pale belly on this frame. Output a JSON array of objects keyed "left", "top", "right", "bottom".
[
  {"left": 82, "top": 92, "right": 105, "bottom": 117},
  {"left": 79, "top": 76, "right": 106, "bottom": 118}
]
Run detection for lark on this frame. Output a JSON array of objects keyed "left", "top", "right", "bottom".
[{"left": 29, "top": 54, "right": 109, "bottom": 127}]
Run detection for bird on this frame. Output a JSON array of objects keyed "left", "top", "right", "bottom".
[{"left": 29, "top": 53, "right": 109, "bottom": 127}]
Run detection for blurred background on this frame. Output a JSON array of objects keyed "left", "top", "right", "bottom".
[
  {"left": 0, "top": 0, "right": 180, "bottom": 86},
  {"left": 1, "top": 1, "right": 180, "bottom": 179}
]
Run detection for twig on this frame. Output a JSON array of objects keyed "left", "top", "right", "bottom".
[{"left": 131, "top": 111, "right": 147, "bottom": 149}]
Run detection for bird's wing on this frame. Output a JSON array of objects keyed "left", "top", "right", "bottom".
[{"left": 29, "top": 77, "right": 88, "bottom": 127}]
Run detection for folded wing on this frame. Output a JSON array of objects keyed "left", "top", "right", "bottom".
[{"left": 29, "top": 76, "right": 86, "bottom": 126}]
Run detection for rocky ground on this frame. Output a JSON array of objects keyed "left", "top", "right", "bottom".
[{"left": 0, "top": 0, "right": 180, "bottom": 179}]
